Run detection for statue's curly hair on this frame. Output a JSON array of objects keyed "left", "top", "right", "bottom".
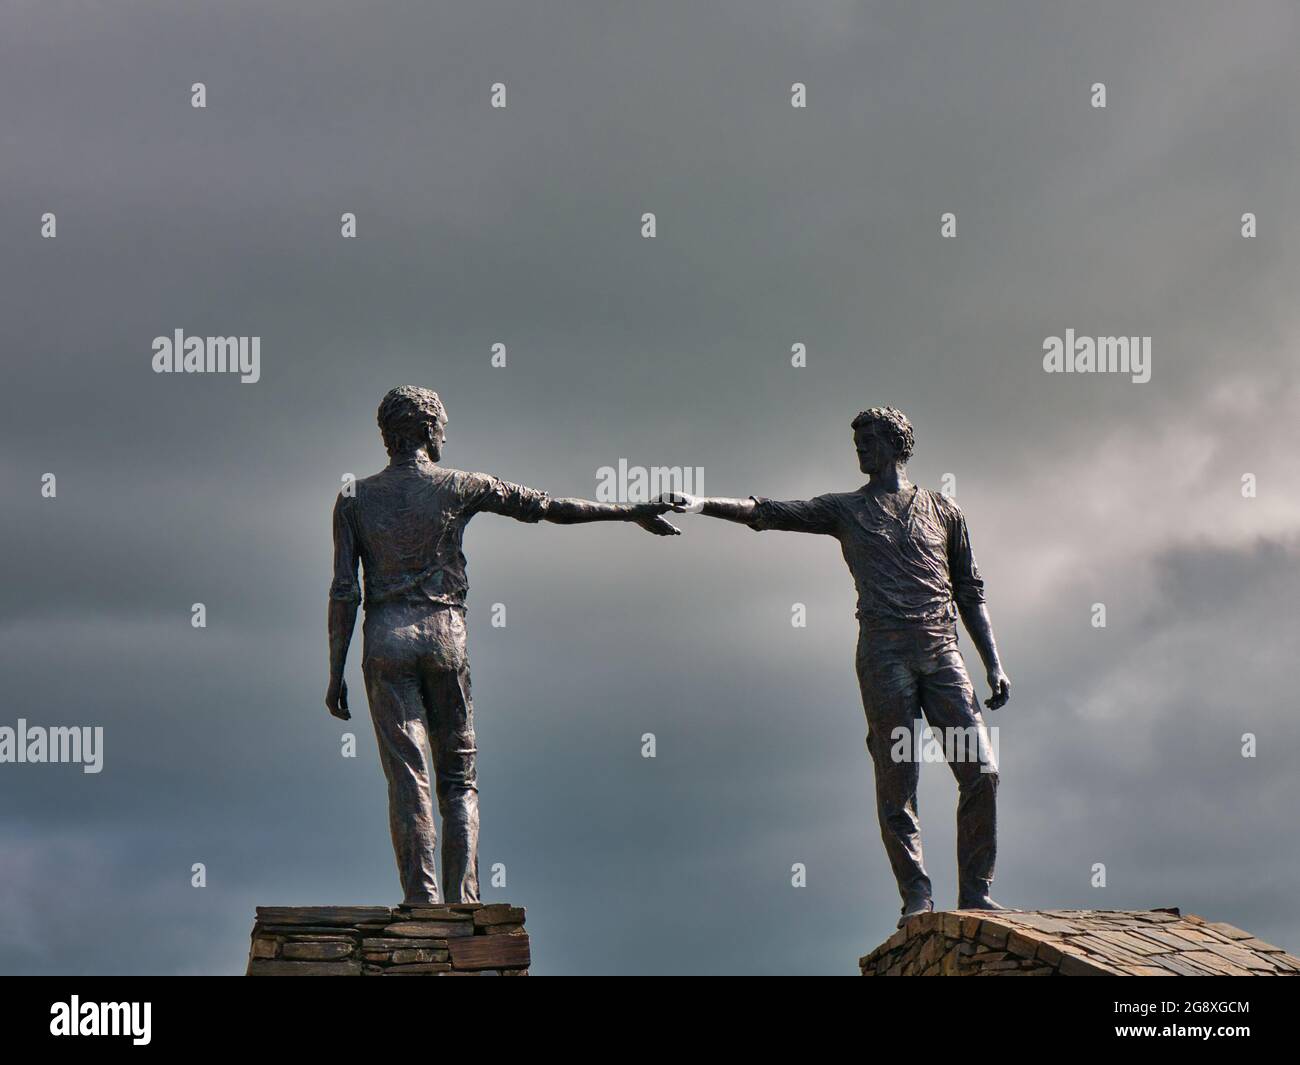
[
  {"left": 377, "top": 386, "right": 447, "bottom": 456},
  {"left": 850, "top": 406, "right": 914, "bottom": 461}
]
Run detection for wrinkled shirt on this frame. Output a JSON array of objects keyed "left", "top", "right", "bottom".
[
  {"left": 748, "top": 486, "right": 985, "bottom": 635},
  {"left": 330, "top": 460, "right": 550, "bottom": 612}
]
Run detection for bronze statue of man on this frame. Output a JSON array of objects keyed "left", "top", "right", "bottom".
[
  {"left": 667, "top": 407, "right": 1010, "bottom": 926},
  {"left": 328, "top": 386, "right": 678, "bottom": 905}
]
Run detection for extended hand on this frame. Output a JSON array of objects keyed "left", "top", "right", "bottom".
[
  {"left": 660, "top": 491, "right": 705, "bottom": 514},
  {"left": 632, "top": 501, "right": 681, "bottom": 536},
  {"left": 326, "top": 676, "right": 351, "bottom": 720},
  {"left": 984, "top": 668, "right": 1010, "bottom": 711}
]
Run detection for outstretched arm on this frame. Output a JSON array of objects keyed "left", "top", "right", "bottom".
[
  {"left": 672, "top": 495, "right": 759, "bottom": 524},
  {"left": 665, "top": 492, "right": 837, "bottom": 535},
  {"left": 466, "top": 472, "right": 679, "bottom": 535},
  {"left": 544, "top": 498, "right": 680, "bottom": 536}
]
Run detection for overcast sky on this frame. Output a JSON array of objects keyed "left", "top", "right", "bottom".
[{"left": 3, "top": 0, "right": 1300, "bottom": 974}]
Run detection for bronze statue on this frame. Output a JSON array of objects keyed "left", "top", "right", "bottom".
[
  {"left": 666, "top": 407, "right": 1010, "bottom": 926},
  {"left": 327, "top": 386, "right": 678, "bottom": 905}
]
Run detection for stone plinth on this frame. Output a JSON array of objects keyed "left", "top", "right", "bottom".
[
  {"left": 246, "top": 904, "right": 530, "bottom": 976},
  {"left": 860, "top": 907, "right": 1300, "bottom": 976}
]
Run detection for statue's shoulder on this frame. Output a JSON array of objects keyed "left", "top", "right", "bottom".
[
  {"left": 819, "top": 489, "right": 862, "bottom": 509},
  {"left": 921, "top": 488, "right": 965, "bottom": 523},
  {"left": 423, "top": 466, "right": 504, "bottom": 505},
  {"left": 432, "top": 466, "right": 486, "bottom": 491},
  {"left": 342, "top": 466, "right": 420, "bottom": 507},
  {"left": 348, "top": 469, "right": 389, "bottom": 495}
]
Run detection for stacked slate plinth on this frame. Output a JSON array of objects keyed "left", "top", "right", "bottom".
[
  {"left": 247, "top": 904, "right": 530, "bottom": 976},
  {"left": 859, "top": 908, "right": 1300, "bottom": 976}
]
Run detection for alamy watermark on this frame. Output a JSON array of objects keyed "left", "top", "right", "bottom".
[
  {"left": 1042, "top": 330, "right": 1151, "bottom": 383},
  {"left": 0, "top": 719, "right": 103, "bottom": 773},
  {"left": 151, "top": 329, "right": 261, "bottom": 383},
  {"left": 595, "top": 459, "right": 703, "bottom": 503},
  {"left": 50, "top": 997, "right": 150, "bottom": 1045},
  {"left": 890, "top": 722, "right": 999, "bottom": 774}
]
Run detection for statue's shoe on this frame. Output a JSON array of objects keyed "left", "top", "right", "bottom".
[
  {"left": 957, "top": 894, "right": 1007, "bottom": 911},
  {"left": 897, "top": 894, "right": 934, "bottom": 928}
]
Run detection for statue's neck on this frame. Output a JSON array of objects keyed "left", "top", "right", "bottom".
[
  {"left": 869, "top": 464, "right": 910, "bottom": 493},
  {"left": 388, "top": 449, "right": 435, "bottom": 470}
]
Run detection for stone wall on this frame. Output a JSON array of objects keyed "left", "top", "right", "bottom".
[
  {"left": 247, "top": 904, "right": 530, "bottom": 976},
  {"left": 860, "top": 907, "right": 1300, "bottom": 976}
]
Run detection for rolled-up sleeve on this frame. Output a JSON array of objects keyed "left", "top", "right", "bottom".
[
  {"left": 747, "top": 493, "right": 839, "bottom": 535},
  {"left": 947, "top": 505, "right": 986, "bottom": 610},
  {"left": 462, "top": 472, "right": 550, "bottom": 523},
  {"left": 329, "top": 493, "right": 362, "bottom": 604}
]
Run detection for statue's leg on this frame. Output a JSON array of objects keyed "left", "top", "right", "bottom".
[
  {"left": 363, "top": 653, "right": 442, "bottom": 905},
  {"left": 857, "top": 628, "right": 931, "bottom": 907},
  {"left": 421, "top": 665, "right": 480, "bottom": 904},
  {"left": 916, "top": 641, "right": 998, "bottom": 906}
]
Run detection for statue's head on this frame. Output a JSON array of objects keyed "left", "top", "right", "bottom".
[
  {"left": 378, "top": 386, "right": 448, "bottom": 461},
  {"left": 851, "top": 406, "right": 914, "bottom": 475}
]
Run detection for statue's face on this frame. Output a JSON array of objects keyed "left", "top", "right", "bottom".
[
  {"left": 425, "top": 419, "right": 447, "bottom": 462},
  {"left": 855, "top": 423, "right": 896, "bottom": 476}
]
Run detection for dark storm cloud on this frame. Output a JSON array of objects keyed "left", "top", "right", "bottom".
[{"left": 2, "top": 1, "right": 1299, "bottom": 973}]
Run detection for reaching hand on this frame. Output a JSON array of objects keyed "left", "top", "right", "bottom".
[
  {"left": 326, "top": 676, "right": 351, "bottom": 720},
  {"left": 984, "top": 668, "right": 1010, "bottom": 711},
  {"left": 660, "top": 491, "right": 704, "bottom": 514},
  {"left": 631, "top": 501, "right": 681, "bottom": 536}
]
